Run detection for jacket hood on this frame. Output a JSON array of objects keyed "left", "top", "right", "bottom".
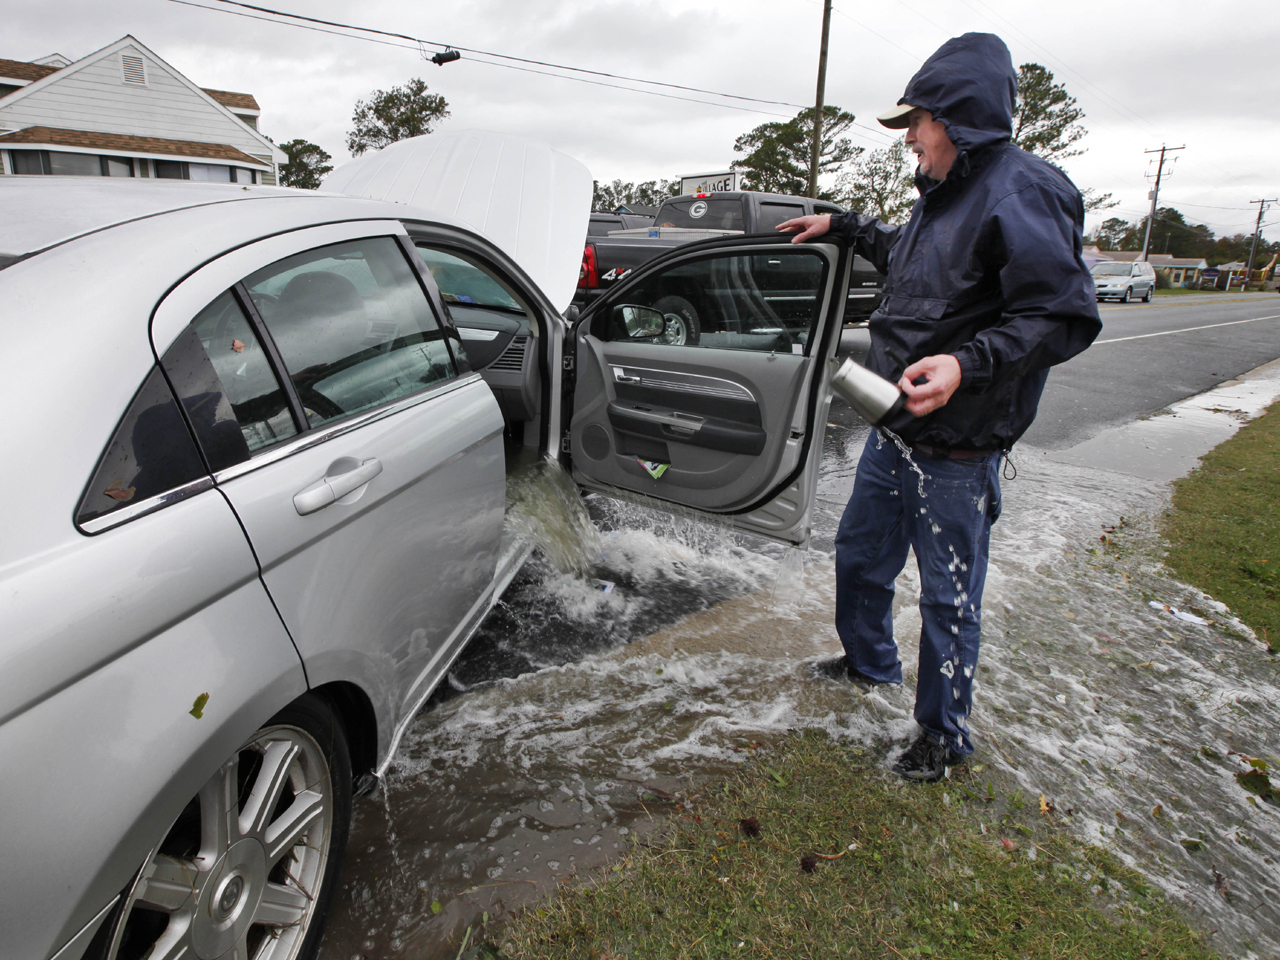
[{"left": 899, "top": 33, "right": 1016, "bottom": 157}]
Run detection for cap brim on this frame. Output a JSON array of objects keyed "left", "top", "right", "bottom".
[{"left": 876, "top": 103, "right": 916, "bottom": 129}]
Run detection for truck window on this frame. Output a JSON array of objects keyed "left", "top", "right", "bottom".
[
  {"left": 655, "top": 198, "right": 745, "bottom": 231},
  {"left": 756, "top": 202, "right": 806, "bottom": 232}
]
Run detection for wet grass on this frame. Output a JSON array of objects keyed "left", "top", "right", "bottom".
[
  {"left": 494, "top": 731, "right": 1216, "bottom": 960},
  {"left": 1162, "top": 398, "right": 1280, "bottom": 652}
]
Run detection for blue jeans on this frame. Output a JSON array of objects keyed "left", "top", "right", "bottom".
[{"left": 834, "top": 433, "right": 1002, "bottom": 756}]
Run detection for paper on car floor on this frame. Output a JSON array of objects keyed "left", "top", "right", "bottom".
[{"left": 637, "top": 459, "right": 669, "bottom": 480}]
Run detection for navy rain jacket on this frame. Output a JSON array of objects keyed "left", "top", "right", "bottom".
[{"left": 829, "top": 32, "right": 1101, "bottom": 451}]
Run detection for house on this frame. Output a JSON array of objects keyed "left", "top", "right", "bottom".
[
  {"left": 0, "top": 36, "right": 284, "bottom": 184},
  {"left": 1093, "top": 251, "right": 1209, "bottom": 287}
]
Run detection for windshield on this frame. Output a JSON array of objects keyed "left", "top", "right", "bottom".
[
  {"left": 1091, "top": 262, "right": 1132, "bottom": 276},
  {"left": 655, "top": 198, "right": 745, "bottom": 231}
]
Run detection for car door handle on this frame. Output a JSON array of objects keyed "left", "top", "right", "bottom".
[
  {"left": 617, "top": 407, "right": 704, "bottom": 431},
  {"left": 293, "top": 458, "right": 383, "bottom": 515}
]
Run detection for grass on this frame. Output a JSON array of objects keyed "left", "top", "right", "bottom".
[
  {"left": 495, "top": 732, "right": 1216, "bottom": 960},
  {"left": 1162, "top": 398, "right": 1280, "bottom": 652}
]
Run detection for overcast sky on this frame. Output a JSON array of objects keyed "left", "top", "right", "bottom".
[{"left": 7, "top": 0, "right": 1279, "bottom": 241}]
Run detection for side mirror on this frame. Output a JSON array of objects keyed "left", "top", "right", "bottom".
[{"left": 615, "top": 304, "right": 665, "bottom": 339}]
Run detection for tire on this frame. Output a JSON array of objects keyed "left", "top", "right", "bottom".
[
  {"left": 97, "top": 694, "right": 352, "bottom": 960},
  {"left": 652, "top": 294, "right": 701, "bottom": 346},
  {"left": 1122, "top": 287, "right": 1132, "bottom": 303},
  {"left": 1142, "top": 286, "right": 1153, "bottom": 302}
]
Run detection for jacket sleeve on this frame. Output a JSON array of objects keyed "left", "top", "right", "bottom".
[
  {"left": 827, "top": 211, "right": 904, "bottom": 274},
  {"left": 950, "top": 181, "right": 1102, "bottom": 391}
]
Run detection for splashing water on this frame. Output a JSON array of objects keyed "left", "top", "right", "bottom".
[
  {"left": 880, "top": 427, "right": 929, "bottom": 498},
  {"left": 320, "top": 415, "right": 1280, "bottom": 959},
  {"left": 504, "top": 457, "right": 602, "bottom": 578}
]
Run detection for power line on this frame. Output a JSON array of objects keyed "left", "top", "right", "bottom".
[{"left": 199, "top": 0, "right": 809, "bottom": 111}]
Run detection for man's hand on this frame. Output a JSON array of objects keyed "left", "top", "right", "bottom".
[
  {"left": 899, "top": 355, "right": 962, "bottom": 416},
  {"left": 776, "top": 213, "right": 831, "bottom": 244}
]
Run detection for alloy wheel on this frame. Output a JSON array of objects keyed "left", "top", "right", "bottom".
[{"left": 105, "top": 723, "right": 335, "bottom": 960}]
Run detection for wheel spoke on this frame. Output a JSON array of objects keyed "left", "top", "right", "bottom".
[
  {"left": 239, "top": 740, "right": 300, "bottom": 841},
  {"left": 142, "top": 913, "right": 196, "bottom": 960},
  {"left": 254, "top": 880, "right": 311, "bottom": 927},
  {"left": 135, "top": 856, "right": 199, "bottom": 913},
  {"left": 262, "top": 787, "right": 325, "bottom": 864},
  {"left": 198, "top": 756, "right": 239, "bottom": 859}
]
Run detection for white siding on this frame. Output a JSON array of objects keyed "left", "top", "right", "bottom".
[{"left": 0, "top": 44, "right": 278, "bottom": 164}]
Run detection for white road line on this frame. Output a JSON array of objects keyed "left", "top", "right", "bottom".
[{"left": 1096, "top": 314, "right": 1280, "bottom": 344}]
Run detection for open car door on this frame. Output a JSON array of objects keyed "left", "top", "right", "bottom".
[{"left": 568, "top": 235, "right": 851, "bottom": 546}]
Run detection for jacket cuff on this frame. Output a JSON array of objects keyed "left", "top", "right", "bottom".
[{"left": 952, "top": 346, "right": 988, "bottom": 390}]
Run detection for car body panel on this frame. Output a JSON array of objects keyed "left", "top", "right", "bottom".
[
  {"left": 323, "top": 129, "right": 594, "bottom": 314},
  {"left": 0, "top": 491, "right": 306, "bottom": 960}
]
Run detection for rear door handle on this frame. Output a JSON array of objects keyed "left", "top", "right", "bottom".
[{"left": 293, "top": 457, "right": 383, "bottom": 515}]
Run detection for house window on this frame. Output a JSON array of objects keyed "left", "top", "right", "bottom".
[
  {"left": 188, "top": 162, "right": 232, "bottom": 182},
  {"left": 8, "top": 149, "right": 134, "bottom": 177},
  {"left": 155, "top": 160, "right": 186, "bottom": 179}
]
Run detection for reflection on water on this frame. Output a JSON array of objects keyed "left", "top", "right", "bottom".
[{"left": 321, "top": 417, "right": 1280, "bottom": 960}]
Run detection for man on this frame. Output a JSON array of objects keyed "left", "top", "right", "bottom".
[{"left": 778, "top": 33, "right": 1101, "bottom": 782}]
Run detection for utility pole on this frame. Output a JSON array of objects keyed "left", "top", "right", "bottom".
[
  {"left": 807, "top": 0, "right": 833, "bottom": 199},
  {"left": 1139, "top": 144, "right": 1184, "bottom": 262},
  {"left": 1246, "top": 198, "right": 1276, "bottom": 289}
]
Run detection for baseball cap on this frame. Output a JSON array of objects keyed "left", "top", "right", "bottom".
[{"left": 876, "top": 103, "right": 917, "bottom": 129}]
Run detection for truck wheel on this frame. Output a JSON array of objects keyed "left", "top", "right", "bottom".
[
  {"left": 96, "top": 694, "right": 351, "bottom": 960},
  {"left": 653, "top": 295, "right": 701, "bottom": 346}
]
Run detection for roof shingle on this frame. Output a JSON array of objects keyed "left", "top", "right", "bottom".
[
  {"left": 201, "top": 88, "right": 261, "bottom": 112},
  {"left": 0, "top": 126, "right": 267, "bottom": 166},
  {"left": 0, "top": 59, "right": 60, "bottom": 83}
]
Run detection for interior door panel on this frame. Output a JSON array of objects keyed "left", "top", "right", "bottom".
[{"left": 569, "top": 240, "right": 847, "bottom": 539}]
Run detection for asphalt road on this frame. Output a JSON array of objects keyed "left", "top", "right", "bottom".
[{"left": 835, "top": 292, "right": 1280, "bottom": 449}]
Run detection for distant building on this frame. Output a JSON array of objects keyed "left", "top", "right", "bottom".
[
  {"left": 0, "top": 35, "right": 284, "bottom": 183},
  {"left": 1091, "top": 250, "right": 1209, "bottom": 287}
]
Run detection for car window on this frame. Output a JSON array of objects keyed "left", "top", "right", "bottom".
[
  {"left": 76, "top": 366, "right": 208, "bottom": 529},
  {"left": 756, "top": 203, "right": 806, "bottom": 232},
  {"left": 655, "top": 198, "right": 744, "bottom": 231},
  {"left": 243, "top": 237, "right": 456, "bottom": 429},
  {"left": 162, "top": 290, "right": 296, "bottom": 465},
  {"left": 605, "top": 250, "right": 828, "bottom": 354},
  {"left": 1091, "top": 263, "right": 1130, "bottom": 276},
  {"left": 415, "top": 246, "right": 526, "bottom": 313}
]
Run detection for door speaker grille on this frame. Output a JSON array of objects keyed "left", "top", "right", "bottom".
[{"left": 581, "top": 423, "right": 611, "bottom": 461}]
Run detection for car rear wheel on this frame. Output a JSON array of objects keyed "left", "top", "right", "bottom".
[
  {"left": 99, "top": 695, "right": 351, "bottom": 960},
  {"left": 653, "top": 294, "right": 701, "bottom": 346},
  {"left": 1122, "top": 287, "right": 1132, "bottom": 303}
]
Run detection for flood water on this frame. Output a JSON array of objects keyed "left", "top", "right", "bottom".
[{"left": 320, "top": 380, "right": 1280, "bottom": 960}]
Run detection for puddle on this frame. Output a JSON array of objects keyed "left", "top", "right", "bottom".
[
  {"left": 320, "top": 374, "right": 1280, "bottom": 960},
  {"left": 1048, "top": 367, "right": 1280, "bottom": 482}
]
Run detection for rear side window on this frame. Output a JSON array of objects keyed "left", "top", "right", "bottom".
[
  {"left": 756, "top": 202, "right": 806, "bottom": 232},
  {"left": 243, "top": 237, "right": 456, "bottom": 428},
  {"left": 76, "top": 366, "right": 207, "bottom": 529},
  {"left": 162, "top": 290, "right": 298, "bottom": 465}
]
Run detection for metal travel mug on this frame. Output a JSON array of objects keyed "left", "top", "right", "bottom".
[{"left": 829, "top": 357, "right": 907, "bottom": 427}]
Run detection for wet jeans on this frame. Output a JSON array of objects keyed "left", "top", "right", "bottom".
[{"left": 834, "top": 433, "right": 1002, "bottom": 755}]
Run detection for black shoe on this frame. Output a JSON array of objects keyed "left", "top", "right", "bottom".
[
  {"left": 809, "top": 655, "right": 884, "bottom": 687},
  {"left": 892, "top": 733, "right": 965, "bottom": 783}
]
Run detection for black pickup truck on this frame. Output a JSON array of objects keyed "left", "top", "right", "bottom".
[{"left": 574, "top": 191, "right": 885, "bottom": 324}]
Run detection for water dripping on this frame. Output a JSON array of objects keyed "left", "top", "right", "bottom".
[
  {"left": 881, "top": 428, "right": 928, "bottom": 498},
  {"left": 769, "top": 546, "right": 806, "bottom": 618}
]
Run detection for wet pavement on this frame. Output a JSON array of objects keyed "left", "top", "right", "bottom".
[{"left": 320, "top": 368, "right": 1280, "bottom": 960}]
